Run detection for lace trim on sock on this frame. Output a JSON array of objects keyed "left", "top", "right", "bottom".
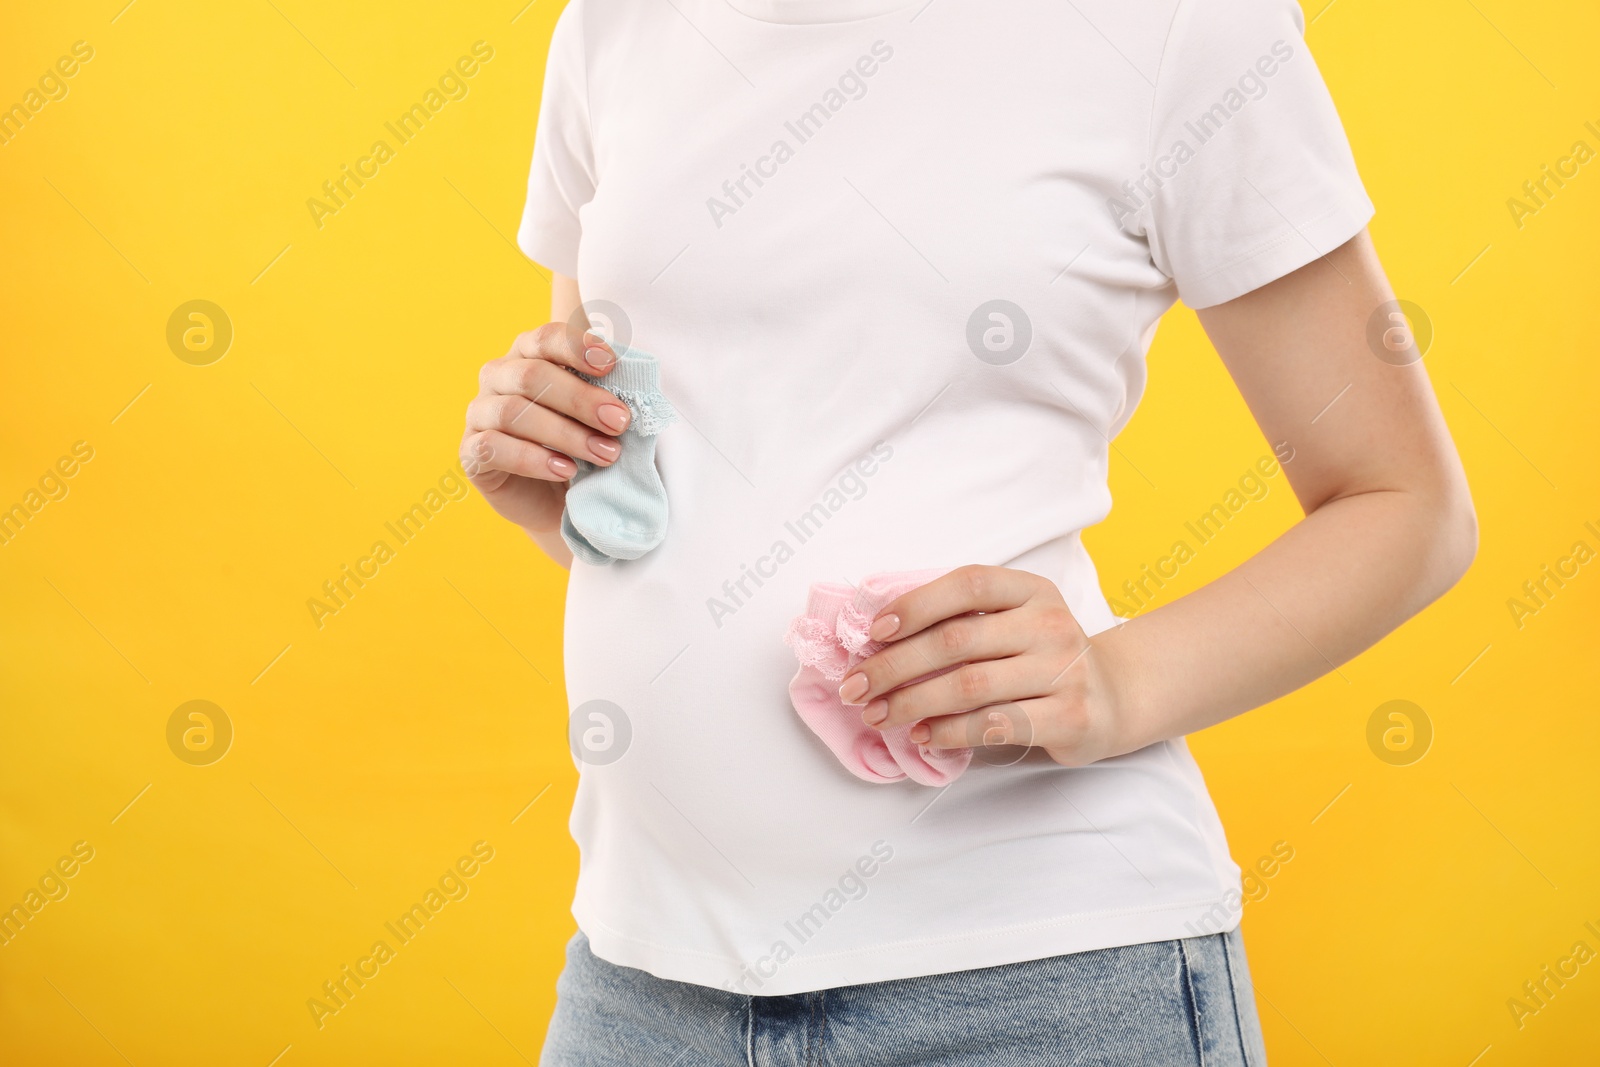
[
  {"left": 610, "top": 388, "right": 677, "bottom": 437},
  {"left": 572, "top": 364, "right": 678, "bottom": 437},
  {"left": 783, "top": 615, "right": 850, "bottom": 680},
  {"left": 835, "top": 604, "right": 884, "bottom": 661}
]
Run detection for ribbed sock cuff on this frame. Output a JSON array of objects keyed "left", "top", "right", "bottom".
[
  {"left": 854, "top": 567, "right": 952, "bottom": 615},
  {"left": 805, "top": 581, "right": 856, "bottom": 622},
  {"left": 584, "top": 345, "right": 676, "bottom": 435},
  {"left": 596, "top": 344, "right": 662, "bottom": 393}
]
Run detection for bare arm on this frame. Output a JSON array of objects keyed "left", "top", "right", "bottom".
[
  {"left": 1093, "top": 229, "right": 1477, "bottom": 749},
  {"left": 837, "top": 230, "right": 1478, "bottom": 763}
]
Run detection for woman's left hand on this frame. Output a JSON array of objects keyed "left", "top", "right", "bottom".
[{"left": 836, "top": 565, "right": 1138, "bottom": 768}]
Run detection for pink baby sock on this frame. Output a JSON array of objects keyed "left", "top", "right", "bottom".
[
  {"left": 783, "top": 582, "right": 906, "bottom": 784},
  {"left": 836, "top": 569, "right": 974, "bottom": 788}
]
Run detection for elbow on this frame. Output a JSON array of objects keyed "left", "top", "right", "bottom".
[{"left": 1426, "top": 480, "right": 1479, "bottom": 597}]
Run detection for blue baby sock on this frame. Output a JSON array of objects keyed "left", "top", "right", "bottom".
[{"left": 560, "top": 345, "right": 677, "bottom": 566}]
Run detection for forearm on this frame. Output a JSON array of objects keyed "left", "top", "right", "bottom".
[
  {"left": 527, "top": 524, "right": 574, "bottom": 569},
  {"left": 843, "top": 235, "right": 1476, "bottom": 766},
  {"left": 1096, "top": 482, "right": 1476, "bottom": 754}
]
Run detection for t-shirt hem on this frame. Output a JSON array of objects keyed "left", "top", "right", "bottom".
[
  {"left": 1178, "top": 195, "right": 1376, "bottom": 310},
  {"left": 574, "top": 895, "right": 1244, "bottom": 996}
]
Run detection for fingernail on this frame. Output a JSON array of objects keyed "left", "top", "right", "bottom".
[
  {"left": 909, "top": 723, "right": 930, "bottom": 744},
  {"left": 869, "top": 614, "right": 900, "bottom": 641},
  {"left": 838, "top": 673, "right": 869, "bottom": 705},
  {"left": 862, "top": 699, "right": 888, "bottom": 726},
  {"left": 548, "top": 455, "right": 576, "bottom": 477},
  {"left": 598, "top": 404, "right": 631, "bottom": 432},
  {"left": 585, "top": 346, "right": 615, "bottom": 370},
  {"left": 589, "top": 435, "right": 620, "bottom": 461}
]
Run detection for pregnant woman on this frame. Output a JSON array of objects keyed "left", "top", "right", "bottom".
[{"left": 460, "top": 0, "right": 1476, "bottom": 1062}]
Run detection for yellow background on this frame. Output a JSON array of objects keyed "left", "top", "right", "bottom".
[{"left": 2, "top": 0, "right": 1595, "bottom": 1063}]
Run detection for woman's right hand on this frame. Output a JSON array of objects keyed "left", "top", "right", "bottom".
[{"left": 460, "top": 324, "right": 633, "bottom": 534}]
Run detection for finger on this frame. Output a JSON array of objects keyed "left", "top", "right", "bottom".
[
  {"left": 861, "top": 654, "right": 1049, "bottom": 730},
  {"left": 839, "top": 611, "right": 1031, "bottom": 706},
  {"left": 480, "top": 355, "right": 633, "bottom": 437},
  {"left": 916, "top": 699, "right": 1097, "bottom": 766},
  {"left": 915, "top": 701, "right": 1045, "bottom": 750},
  {"left": 466, "top": 393, "right": 622, "bottom": 467},
  {"left": 460, "top": 429, "right": 579, "bottom": 483},
  {"left": 505, "top": 322, "right": 617, "bottom": 377},
  {"left": 866, "top": 565, "right": 1041, "bottom": 644}
]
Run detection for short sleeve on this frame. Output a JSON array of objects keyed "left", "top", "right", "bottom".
[
  {"left": 1134, "top": 0, "right": 1374, "bottom": 308},
  {"left": 517, "top": 0, "right": 595, "bottom": 278}
]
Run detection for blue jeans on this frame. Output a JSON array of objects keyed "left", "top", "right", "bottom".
[{"left": 540, "top": 928, "right": 1268, "bottom": 1066}]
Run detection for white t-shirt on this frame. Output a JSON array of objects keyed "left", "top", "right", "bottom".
[{"left": 518, "top": 0, "right": 1372, "bottom": 994}]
